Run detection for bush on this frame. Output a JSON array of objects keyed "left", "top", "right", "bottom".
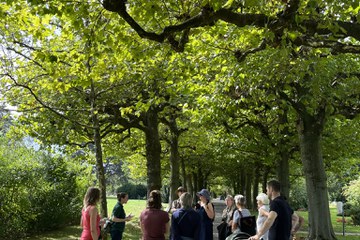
[
  {"left": 350, "top": 206, "right": 360, "bottom": 225},
  {"left": 343, "top": 176, "right": 360, "bottom": 225},
  {"left": 0, "top": 139, "right": 87, "bottom": 239},
  {"left": 116, "top": 183, "right": 147, "bottom": 199},
  {"left": 289, "top": 179, "right": 308, "bottom": 210}
]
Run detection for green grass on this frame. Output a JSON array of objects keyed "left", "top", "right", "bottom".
[{"left": 295, "top": 203, "right": 358, "bottom": 233}]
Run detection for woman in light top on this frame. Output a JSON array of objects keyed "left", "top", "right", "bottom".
[
  {"left": 256, "top": 193, "right": 270, "bottom": 240},
  {"left": 225, "top": 194, "right": 251, "bottom": 240}
]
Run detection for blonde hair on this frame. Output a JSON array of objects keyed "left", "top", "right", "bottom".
[{"left": 256, "top": 193, "right": 269, "bottom": 205}]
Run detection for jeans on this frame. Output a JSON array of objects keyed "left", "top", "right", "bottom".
[{"left": 110, "top": 229, "right": 124, "bottom": 240}]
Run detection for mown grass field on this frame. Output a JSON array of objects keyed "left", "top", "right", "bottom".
[{"left": 27, "top": 199, "right": 359, "bottom": 240}]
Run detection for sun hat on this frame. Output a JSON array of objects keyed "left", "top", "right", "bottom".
[
  {"left": 197, "top": 189, "right": 211, "bottom": 201},
  {"left": 256, "top": 193, "right": 270, "bottom": 205},
  {"left": 176, "top": 186, "right": 186, "bottom": 194}
]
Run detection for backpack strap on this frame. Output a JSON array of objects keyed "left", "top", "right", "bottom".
[
  {"left": 177, "top": 210, "right": 189, "bottom": 225},
  {"left": 237, "top": 209, "right": 243, "bottom": 228}
]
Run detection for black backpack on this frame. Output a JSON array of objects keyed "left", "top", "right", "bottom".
[{"left": 237, "top": 210, "right": 256, "bottom": 236}]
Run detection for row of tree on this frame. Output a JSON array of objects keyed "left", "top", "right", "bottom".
[{"left": 1, "top": 1, "right": 360, "bottom": 239}]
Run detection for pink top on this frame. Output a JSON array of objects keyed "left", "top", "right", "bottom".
[
  {"left": 140, "top": 208, "right": 169, "bottom": 240},
  {"left": 81, "top": 206, "right": 101, "bottom": 240}
]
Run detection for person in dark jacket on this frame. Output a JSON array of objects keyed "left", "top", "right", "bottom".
[
  {"left": 110, "top": 192, "right": 133, "bottom": 240},
  {"left": 170, "top": 192, "right": 200, "bottom": 240}
]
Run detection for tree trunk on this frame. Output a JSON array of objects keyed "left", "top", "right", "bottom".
[
  {"left": 245, "top": 169, "right": 253, "bottom": 209},
  {"left": 277, "top": 150, "right": 290, "bottom": 200},
  {"left": 181, "top": 157, "right": 187, "bottom": 190},
  {"left": 262, "top": 168, "right": 269, "bottom": 193},
  {"left": 252, "top": 166, "right": 260, "bottom": 210},
  {"left": 297, "top": 113, "right": 336, "bottom": 240},
  {"left": 90, "top": 79, "right": 107, "bottom": 218},
  {"left": 144, "top": 107, "right": 162, "bottom": 193},
  {"left": 186, "top": 174, "right": 193, "bottom": 199},
  {"left": 94, "top": 125, "right": 107, "bottom": 218},
  {"left": 168, "top": 117, "right": 180, "bottom": 205},
  {"left": 240, "top": 168, "right": 245, "bottom": 194}
]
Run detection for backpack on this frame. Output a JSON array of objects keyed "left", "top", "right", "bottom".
[
  {"left": 237, "top": 210, "right": 256, "bottom": 236},
  {"left": 102, "top": 219, "right": 113, "bottom": 234}
]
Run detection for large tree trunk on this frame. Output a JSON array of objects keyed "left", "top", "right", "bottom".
[
  {"left": 144, "top": 107, "right": 162, "bottom": 193},
  {"left": 168, "top": 117, "right": 180, "bottom": 205},
  {"left": 277, "top": 150, "right": 290, "bottom": 200},
  {"left": 297, "top": 112, "right": 336, "bottom": 240},
  {"left": 181, "top": 157, "right": 187, "bottom": 190}
]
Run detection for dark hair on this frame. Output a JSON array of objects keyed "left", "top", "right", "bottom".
[
  {"left": 83, "top": 187, "right": 100, "bottom": 207},
  {"left": 117, "top": 192, "right": 128, "bottom": 201},
  {"left": 267, "top": 180, "right": 281, "bottom": 192},
  {"left": 147, "top": 190, "right": 162, "bottom": 209}
]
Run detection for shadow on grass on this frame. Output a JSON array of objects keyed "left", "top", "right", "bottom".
[
  {"left": 26, "top": 222, "right": 141, "bottom": 240},
  {"left": 26, "top": 226, "right": 82, "bottom": 240}
]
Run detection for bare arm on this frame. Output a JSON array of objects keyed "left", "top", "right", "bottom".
[
  {"left": 231, "top": 219, "right": 238, "bottom": 232},
  {"left": 80, "top": 214, "right": 83, "bottom": 227},
  {"left": 89, "top": 206, "right": 99, "bottom": 240},
  {"left": 165, "top": 221, "right": 170, "bottom": 234},
  {"left": 259, "top": 207, "right": 269, "bottom": 217},
  {"left": 112, "top": 215, "right": 132, "bottom": 223},
  {"left": 204, "top": 203, "right": 215, "bottom": 220}
]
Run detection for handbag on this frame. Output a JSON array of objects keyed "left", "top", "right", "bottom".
[{"left": 217, "top": 221, "right": 232, "bottom": 240}]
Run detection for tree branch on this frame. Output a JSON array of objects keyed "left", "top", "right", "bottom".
[{"left": 102, "top": 1, "right": 360, "bottom": 56}]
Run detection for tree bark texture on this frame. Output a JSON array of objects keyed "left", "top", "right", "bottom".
[
  {"left": 168, "top": 117, "right": 180, "bottom": 205},
  {"left": 297, "top": 115, "right": 336, "bottom": 240},
  {"left": 144, "top": 108, "right": 162, "bottom": 193},
  {"left": 277, "top": 150, "right": 290, "bottom": 200},
  {"left": 245, "top": 169, "right": 253, "bottom": 209},
  {"left": 252, "top": 166, "right": 260, "bottom": 210}
]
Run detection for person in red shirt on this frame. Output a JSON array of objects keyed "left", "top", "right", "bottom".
[
  {"left": 80, "top": 187, "right": 101, "bottom": 240},
  {"left": 140, "top": 190, "right": 170, "bottom": 240}
]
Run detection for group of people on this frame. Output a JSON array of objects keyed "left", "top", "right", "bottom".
[
  {"left": 80, "top": 188, "right": 133, "bottom": 240},
  {"left": 79, "top": 186, "right": 215, "bottom": 240},
  {"left": 219, "top": 180, "right": 304, "bottom": 240},
  {"left": 80, "top": 179, "right": 304, "bottom": 240}
]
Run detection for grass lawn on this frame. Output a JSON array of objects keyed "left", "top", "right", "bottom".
[
  {"left": 27, "top": 200, "right": 359, "bottom": 240},
  {"left": 295, "top": 202, "right": 358, "bottom": 233}
]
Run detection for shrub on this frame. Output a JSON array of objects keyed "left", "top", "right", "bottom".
[
  {"left": 0, "top": 139, "right": 87, "bottom": 239},
  {"left": 343, "top": 176, "right": 360, "bottom": 225},
  {"left": 349, "top": 206, "right": 360, "bottom": 225},
  {"left": 116, "top": 183, "right": 147, "bottom": 199},
  {"left": 289, "top": 179, "right": 308, "bottom": 210}
]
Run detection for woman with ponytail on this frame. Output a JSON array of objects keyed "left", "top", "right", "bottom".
[{"left": 140, "top": 190, "right": 170, "bottom": 240}]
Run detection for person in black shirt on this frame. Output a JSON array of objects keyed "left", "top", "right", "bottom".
[{"left": 249, "top": 180, "right": 298, "bottom": 240}]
